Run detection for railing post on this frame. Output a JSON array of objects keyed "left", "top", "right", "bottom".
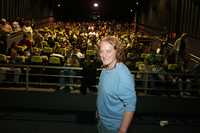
[
  {"left": 144, "top": 72, "right": 149, "bottom": 95},
  {"left": 26, "top": 65, "right": 29, "bottom": 90}
]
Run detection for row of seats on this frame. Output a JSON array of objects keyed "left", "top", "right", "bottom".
[{"left": 0, "top": 53, "right": 64, "bottom": 65}]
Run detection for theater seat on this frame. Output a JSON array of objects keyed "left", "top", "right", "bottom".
[
  {"left": 141, "top": 53, "right": 151, "bottom": 60},
  {"left": 168, "top": 64, "right": 177, "bottom": 70},
  {"left": 86, "top": 50, "right": 96, "bottom": 56},
  {"left": 31, "top": 55, "right": 43, "bottom": 64},
  {"left": 0, "top": 54, "right": 7, "bottom": 64},
  {"left": 49, "top": 56, "right": 61, "bottom": 65},
  {"left": 58, "top": 48, "right": 67, "bottom": 56},
  {"left": 138, "top": 63, "right": 145, "bottom": 71},
  {"left": 17, "top": 45, "right": 27, "bottom": 52},
  {"left": 15, "top": 56, "right": 26, "bottom": 64},
  {"left": 135, "top": 61, "right": 144, "bottom": 68},
  {"left": 43, "top": 47, "right": 53, "bottom": 55},
  {"left": 32, "top": 47, "right": 40, "bottom": 55}
]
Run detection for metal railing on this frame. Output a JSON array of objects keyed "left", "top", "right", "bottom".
[{"left": 0, "top": 64, "right": 199, "bottom": 97}]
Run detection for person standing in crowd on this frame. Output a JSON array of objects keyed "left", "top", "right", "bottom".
[
  {"left": 173, "top": 33, "right": 189, "bottom": 66},
  {"left": 81, "top": 55, "right": 97, "bottom": 94},
  {"left": 22, "top": 20, "right": 33, "bottom": 42},
  {"left": 96, "top": 36, "right": 137, "bottom": 133}
]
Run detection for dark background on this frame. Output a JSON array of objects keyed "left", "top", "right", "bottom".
[
  {"left": 52, "top": 0, "right": 144, "bottom": 20},
  {"left": 0, "top": 91, "right": 199, "bottom": 133},
  {"left": 0, "top": 0, "right": 199, "bottom": 38}
]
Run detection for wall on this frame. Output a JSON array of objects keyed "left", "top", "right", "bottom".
[
  {"left": 142, "top": 0, "right": 200, "bottom": 39},
  {"left": 0, "top": 0, "right": 53, "bottom": 20}
]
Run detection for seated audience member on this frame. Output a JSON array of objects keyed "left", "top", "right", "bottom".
[
  {"left": 5, "top": 42, "right": 22, "bottom": 83},
  {"left": 8, "top": 42, "right": 18, "bottom": 64},
  {"left": 0, "top": 18, "right": 13, "bottom": 33},
  {"left": 18, "top": 34, "right": 32, "bottom": 50},
  {"left": 75, "top": 48, "right": 85, "bottom": 59},
  {"left": 33, "top": 30, "right": 44, "bottom": 48},
  {"left": 12, "top": 21, "right": 21, "bottom": 32}
]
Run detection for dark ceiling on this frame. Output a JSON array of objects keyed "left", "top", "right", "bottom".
[{"left": 52, "top": 0, "right": 145, "bottom": 20}]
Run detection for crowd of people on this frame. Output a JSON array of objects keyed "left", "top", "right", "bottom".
[
  {"left": 0, "top": 18, "right": 198, "bottom": 97},
  {"left": 0, "top": 18, "right": 166, "bottom": 68}
]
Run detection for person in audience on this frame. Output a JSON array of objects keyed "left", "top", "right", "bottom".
[
  {"left": 59, "top": 54, "right": 80, "bottom": 91},
  {"left": 33, "top": 30, "right": 44, "bottom": 48},
  {"left": 12, "top": 21, "right": 21, "bottom": 32},
  {"left": 7, "top": 42, "right": 22, "bottom": 83},
  {"left": 96, "top": 36, "right": 137, "bottom": 133},
  {"left": 81, "top": 55, "right": 97, "bottom": 94},
  {"left": 75, "top": 48, "right": 85, "bottom": 60},
  {"left": 18, "top": 33, "right": 32, "bottom": 50},
  {"left": 22, "top": 20, "right": 33, "bottom": 42},
  {"left": 173, "top": 33, "right": 189, "bottom": 67},
  {"left": 8, "top": 42, "right": 18, "bottom": 64},
  {"left": 0, "top": 18, "right": 13, "bottom": 33}
]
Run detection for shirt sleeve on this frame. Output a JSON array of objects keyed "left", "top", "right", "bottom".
[{"left": 117, "top": 70, "right": 137, "bottom": 112}]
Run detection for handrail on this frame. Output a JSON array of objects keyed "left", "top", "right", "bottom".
[
  {"left": 0, "top": 64, "right": 83, "bottom": 70},
  {"left": 167, "top": 42, "right": 200, "bottom": 63},
  {"left": 0, "top": 63, "right": 199, "bottom": 75},
  {"left": 0, "top": 64, "right": 199, "bottom": 97},
  {"left": 190, "top": 54, "right": 200, "bottom": 62}
]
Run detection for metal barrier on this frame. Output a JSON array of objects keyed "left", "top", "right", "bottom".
[{"left": 0, "top": 64, "right": 199, "bottom": 97}]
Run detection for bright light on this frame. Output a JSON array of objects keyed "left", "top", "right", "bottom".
[
  {"left": 57, "top": 4, "right": 61, "bottom": 7},
  {"left": 156, "top": 48, "right": 161, "bottom": 54},
  {"left": 93, "top": 2, "right": 99, "bottom": 8}
]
